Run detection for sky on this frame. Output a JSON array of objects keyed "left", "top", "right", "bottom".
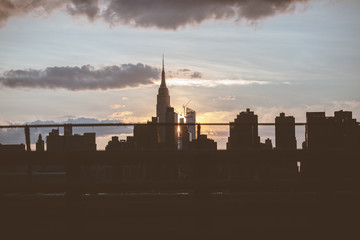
[{"left": 0, "top": 0, "right": 359, "bottom": 149}]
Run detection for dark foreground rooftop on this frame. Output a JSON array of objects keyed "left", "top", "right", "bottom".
[{"left": 0, "top": 149, "right": 359, "bottom": 237}]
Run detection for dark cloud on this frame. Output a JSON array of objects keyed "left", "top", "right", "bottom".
[
  {"left": 0, "top": 0, "right": 311, "bottom": 29},
  {"left": 178, "top": 68, "right": 191, "bottom": 72},
  {"left": 0, "top": 63, "right": 160, "bottom": 91},
  {"left": 0, "top": 0, "right": 64, "bottom": 27},
  {"left": 102, "top": 0, "right": 310, "bottom": 29},
  {"left": 174, "top": 69, "right": 203, "bottom": 79},
  {"left": 190, "top": 71, "right": 202, "bottom": 79},
  {"left": 0, "top": 117, "right": 133, "bottom": 145},
  {"left": 66, "top": 0, "right": 100, "bottom": 21}
]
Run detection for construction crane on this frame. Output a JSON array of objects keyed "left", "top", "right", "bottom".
[{"left": 182, "top": 99, "right": 192, "bottom": 118}]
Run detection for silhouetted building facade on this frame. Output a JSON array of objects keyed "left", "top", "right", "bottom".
[
  {"left": 187, "top": 134, "right": 217, "bottom": 150},
  {"left": 46, "top": 129, "right": 96, "bottom": 152},
  {"left": 105, "top": 136, "right": 136, "bottom": 151},
  {"left": 64, "top": 124, "right": 72, "bottom": 136},
  {"left": 36, "top": 134, "right": 45, "bottom": 152},
  {"left": 165, "top": 107, "right": 178, "bottom": 149},
  {"left": 305, "top": 112, "right": 327, "bottom": 149},
  {"left": 227, "top": 108, "right": 260, "bottom": 150},
  {"left": 260, "top": 138, "right": 273, "bottom": 150},
  {"left": 304, "top": 110, "right": 360, "bottom": 149},
  {"left": 179, "top": 117, "right": 190, "bottom": 150},
  {"left": 333, "top": 110, "right": 360, "bottom": 147},
  {"left": 0, "top": 143, "right": 25, "bottom": 152},
  {"left": 186, "top": 107, "right": 196, "bottom": 141},
  {"left": 179, "top": 107, "right": 196, "bottom": 150},
  {"left": 275, "top": 112, "right": 297, "bottom": 149},
  {"left": 156, "top": 56, "right": 170, "bottom": 143},
  {"left": 133, "top": 117, "right": 160, "bottom": 150}
]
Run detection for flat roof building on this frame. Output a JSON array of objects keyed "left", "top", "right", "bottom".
[
  {"left": 227, "top": 108, "right": 260, "bottom": 150},
  {"left": 275, "top": 113, "right": 296, "bottom": 149}
]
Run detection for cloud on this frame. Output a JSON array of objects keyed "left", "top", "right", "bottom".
[
  {"left": 218, "top": 96, "right": 236, "bottom": 101},
  {"left": 101, "top": 0, "right": 311, "bottom": 30},
  {"left": 0, "top": 0, "right": 311, "bottom": 29},
  {"left": 111, "top": 111, "right": 134, "bottom": 118},
  {"left": 110, "top": 104, "right": 126, "bottom": 109},
  {"left": 178, "top": 68, "right": 191, "bottom": 72},
  {"left": 0, "top": 0, "right": 64, "bottom": 27},
  {"left": 190, "top": 71, "right": 202, "bottom": 79},
  {"left": 0, "top": 63, "right": 160, "bottom": 91},
  {"left": 197, "top": 111, "right": 236, "bottom": 123},
  {"left": 110, "top": 111, "right": 151, "bottom": 123},
  {"left": 171, "top": 69, "right": 203, "bottom": 79},
  {"left": 66, "top": 0, "right": 100, "bottom": 21},
  {"left": 166, "top": 78, "right": 270, "bottom": 87}
]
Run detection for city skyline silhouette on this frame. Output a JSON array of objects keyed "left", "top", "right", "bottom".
[
  {"left": 1, "top": 1, "right": 359, "bottom": 152},
  {"left": 1, "top": 57, "right": 359, "bottom": 152},
  {"left": 0, "top": 0, "right": 359, "bottom": 237}
]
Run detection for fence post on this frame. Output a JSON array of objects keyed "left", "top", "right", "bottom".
[{"left": 66, "top": 156, "right": 82, "bottom": 235}]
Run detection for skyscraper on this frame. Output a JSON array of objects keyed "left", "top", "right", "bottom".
[
  {"left": 133, "top": 117, "right": 160, "bottom": 149},
  {"left": 186, "top": 107, "right": 196, "bottom": 141},
  {"left": 156, "top": 56, "right": 170, "bottom": 143},
  {"left": 227, "top": 108, "right": 260, "bottom": 150},
  {"left": 179, "top": 117, "right": 189, "bottom": 150},
  {"left": 36, "top": 134, "right": 45, "bottom": 152},
  {"left": 305, "top": 112, "right": 328, "bottom": 149},
  {"left": 305, "top": 110, "right": 360, "bottom": 149},
  {"left": 275, "top": 112, "right": 297, "bottom": 149},
  {"left": 165, "top": 107, "right": 178, "bottom": 149}
]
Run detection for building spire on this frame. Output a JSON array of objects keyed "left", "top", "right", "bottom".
[
  {"left": 162, "top": 54, "right": 164, "bottom": 71},
  {"left": 160, "top": 54, "right": 166, "bottom": 87}
]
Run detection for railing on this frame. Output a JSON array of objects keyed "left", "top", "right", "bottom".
[
  {"left": 0, "top": 122, "right": 307, "bottom": 129},
  {"left": 0, "top": 121, "right": 306, "bottom": 151}
]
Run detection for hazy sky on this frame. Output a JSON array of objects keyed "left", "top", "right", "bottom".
[{"left": 1, "top": 0, "right": 359, "bottom": 149}]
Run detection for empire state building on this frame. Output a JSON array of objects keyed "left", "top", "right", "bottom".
[{"left": 156, "top": 56, "right": 170, "bottom": 143}]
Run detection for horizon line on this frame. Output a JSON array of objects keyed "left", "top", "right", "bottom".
[{"left": 0, "top": 122, "right": 313, "bottom": 129}]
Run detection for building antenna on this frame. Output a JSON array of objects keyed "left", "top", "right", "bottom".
[{"left": 162, "top": 54, "right": 164, "bottom": 70}]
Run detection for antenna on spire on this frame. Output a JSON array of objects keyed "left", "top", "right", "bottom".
[{"left": 162, "top": 54, "right": 164, "bottom": 70}]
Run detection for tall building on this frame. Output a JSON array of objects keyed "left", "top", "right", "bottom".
[
  {"left": 156, "top": 56, "right": 170, "bottom": 143},
  {"left": 36, "top": 134, "right": 45, "bottom": 152},
  {"left": 305, "top": 112, "right": 329, "bottom": 149},
  {"left": 179, "top": 107, "right": 196, "bottom": 150},
  {"left": 165, "top": 107, "right": 178, "bottom": 149},
  {"left": 227, "top": 108, "right": 260, "bottom": 150},
  {"left": 186, "top": 107, "right": 196, "bottom": 141},
  {"left": 133, "top": 117, "right": 160, "bottom": 149},
  {"left": 64, "top": 124, "right": 72, "bottom": 136},
  {"left": 275, "top": 112, "right": 297, "bottom": 149},
  {"left": 179, "top": 117, "right": 190, "bottom": 150},
  {"left": 304, "top": 110, "right": 360, "bottom": 149},
  {"left": 333, "top": 110, "right": 359, "bottom": 147}
]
